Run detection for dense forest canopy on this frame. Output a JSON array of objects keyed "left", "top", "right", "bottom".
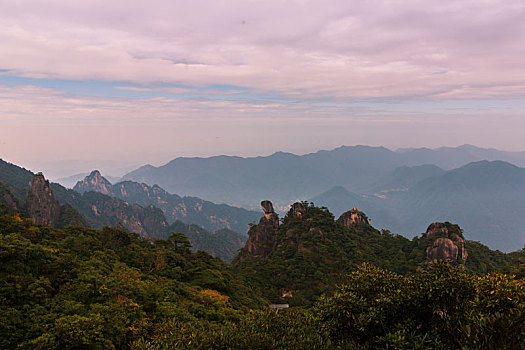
[{"left": 1, "top": 213, "right": 523, "bottom": 349}]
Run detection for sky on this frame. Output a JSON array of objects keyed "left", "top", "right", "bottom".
[{"left": 1, "top": 0, "right": 525, "bottom": 178}]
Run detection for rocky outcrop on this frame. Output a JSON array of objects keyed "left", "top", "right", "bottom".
[
  {"left": 74, "top": 170, "right": 113, "bottom": 195},
  {"left": 290, "top": 202, "right": 307, "bottom": 218},
  {"left": 337, "top": 207, "right": 370, "bottom": 227},
  {"left": 73, "top": 171, "right": 260, "bottom": 234},
  {"left": 83, "top": 191, "right": 169, "bottom": 238},
  {"left": 425, "top": 222, "right": 468, "bottom": 266},
  {"left": 243, "top": 200, "right": 280, "bottom": 258},
  {"left": 26, "top": 173, "right": 61, "bottom": 227}
]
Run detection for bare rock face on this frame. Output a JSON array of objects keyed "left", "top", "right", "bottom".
[
  {"left": 425, "top": 222, "right": 468, "bottom": 266},
  {"left": 74, "top": 170, "right": 113, "bottom": 195},
  {"left": 243, "top": 200, "right": 279, "bottom": 258},
  {"left": 337, "top": 207, "right": 370, "bottom": 227},
  {"left": 26, "top": 173, "right": 60, "bottom": 227},
  {"left": 291, "top": 202, "right": 307, "bottom": 219},
  {"left": 88, "top": 194, "right": 169, "bottom": 238},
  {"left": 261, "top": 200, "right": 274, "bottom": 215}
]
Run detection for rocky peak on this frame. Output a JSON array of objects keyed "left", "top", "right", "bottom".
[
  {"left": 290, "top": 202, "right": 307, "bottom": 219},
  {"left": 74, "top": 170, "right": 113, "bottom": 195},
  {"left": 261, "top": 200, "right": 275, "bottom": 217},
  {"left": 425, "top": 222, "right": 468, "bottom": 266},
  {"left": 337, "top": 207, "right": 370, "bottom": 227},
  {"left": 242, "top": 200, "right": 280, "bottom": 259},
  {"left": 26, "top": 173, "right": 60, "bottom": 227}
]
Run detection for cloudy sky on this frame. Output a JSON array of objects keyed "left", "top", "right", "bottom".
[{"left": 1, "top": 0, "right": 525, "bottom": 177}]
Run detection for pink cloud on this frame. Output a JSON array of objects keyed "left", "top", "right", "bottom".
[{"left": 0, "top": 0, "right": 524, "bottom": 99}]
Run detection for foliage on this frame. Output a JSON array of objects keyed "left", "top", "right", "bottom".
[
  {"left": 313, "top": 263, "right": 525, "bottom": 349},
  {"left": 2, "top": 200, "right": 524, "bottom": 349},
  {"left": 169, "top": 221, "right": 246, "bottom": 263},
  {"left": 130, "top": 309, "right": 347, "bottom": 350},
  {"left": 0, "top": 215, "right": 265, "bottom": 349}
]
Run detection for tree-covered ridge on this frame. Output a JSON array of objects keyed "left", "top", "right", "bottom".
[
  {"left": 0, "top": 215, "right": 265, "bottom": 349},
  {"left": 169, "top": 220, "right": 246, "bottom": 263},
  {"left": 234, "top": 202, "right": 516, "bottom": 306}
]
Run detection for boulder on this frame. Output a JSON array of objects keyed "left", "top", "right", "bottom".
[
  {"left": 425, "top": 222, "right": 468, "bottom": 266},
  {"left": 337, "top": 207, "right": 370, "bottom": 227}
]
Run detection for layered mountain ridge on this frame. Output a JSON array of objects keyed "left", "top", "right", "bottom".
[
  {"left": 313, "top": 160, "right": 525, "bottom": 251},
  {"left": 121, "top": 144, "right": 525, "bottom": 209},
  {"left": 0, "top": 159, "right": 249, "bottom": 261},
  {"left": 73, "top": 170, "right": 259, "bottom": 234}
]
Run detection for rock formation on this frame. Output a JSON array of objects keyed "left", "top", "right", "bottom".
[
  {"left": 243, "top": 200, "right": 280, "bottom": 258},
  {"left": 85, "top": 191, "right": 169, "bottom": 238},
  {"left": 74, "top": 170, "right": 113, "bottom": 195},
  {"left": 337, "top": 207, "right": 370, "bottom": 227},
  {"left": 290, "top": 202, "right": 307, "bottom": 218},
  {"left": 425, "top": 222, "right": 468, "bottom": 266},
  {"left": 74, "top": 171, "right": 260, "bottom": 234},
  {"left": 26, "top": 173, "right": 61, "bottom": 227}
]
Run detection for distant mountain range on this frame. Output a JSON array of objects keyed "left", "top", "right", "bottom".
[
  {"left": 313, "top": 161, "right": 525, "bottom": 252},
  {"left": 4, "top": 144, "right": 525, "bottom": 252},
  {"left": 119, "top": 145, "right": 525, "bottom": 252},
  {"left": 121, "top": 144, "right": 525, "bottom": 210}
]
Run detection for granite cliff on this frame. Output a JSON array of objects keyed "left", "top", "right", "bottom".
[
  {"left": 233, "top": 202, "right": 504, "bottom": 305},
  {"left": 242, "top": 200, "right": 280, "bottom": 259},
  {"left": 74, "top": 171, "right": 259, "bottom": 234},
  {"left": 74, "top": 170, "right": 113, "bottom": 195},
  {"left": 26, "top": 173, "right": 61, "bottom": 227}
]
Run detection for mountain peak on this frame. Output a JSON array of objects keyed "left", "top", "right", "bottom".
[
  {"left": 337, "top": 207, "right": 370, "bottom": 227},
  {"left": 74, "top": 170, "right": 113, "bottom": 195},
  {"left": 26, "top": 173, "right": 60, "bottom": 227}
]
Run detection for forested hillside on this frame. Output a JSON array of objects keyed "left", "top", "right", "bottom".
[
  {"left": 1, "top": 202, "right": 524, "bottom": 348},
  {"left": 0, "top": 214, "right": 264, "bottom": 349},
  {"left": 234, "top": 202, "right": 516, "bottom": 306}
]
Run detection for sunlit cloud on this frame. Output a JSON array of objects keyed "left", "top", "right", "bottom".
[{"left": 1, "top": 0, "right": 524, "bottom": 100}]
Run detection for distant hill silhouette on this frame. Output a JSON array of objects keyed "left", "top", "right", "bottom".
[
  {"left": 314, "top": 161, "right": 525, "bottom": 252},
  {"left": 122, "top": 145, "right": 525, "bottom": 209}
]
